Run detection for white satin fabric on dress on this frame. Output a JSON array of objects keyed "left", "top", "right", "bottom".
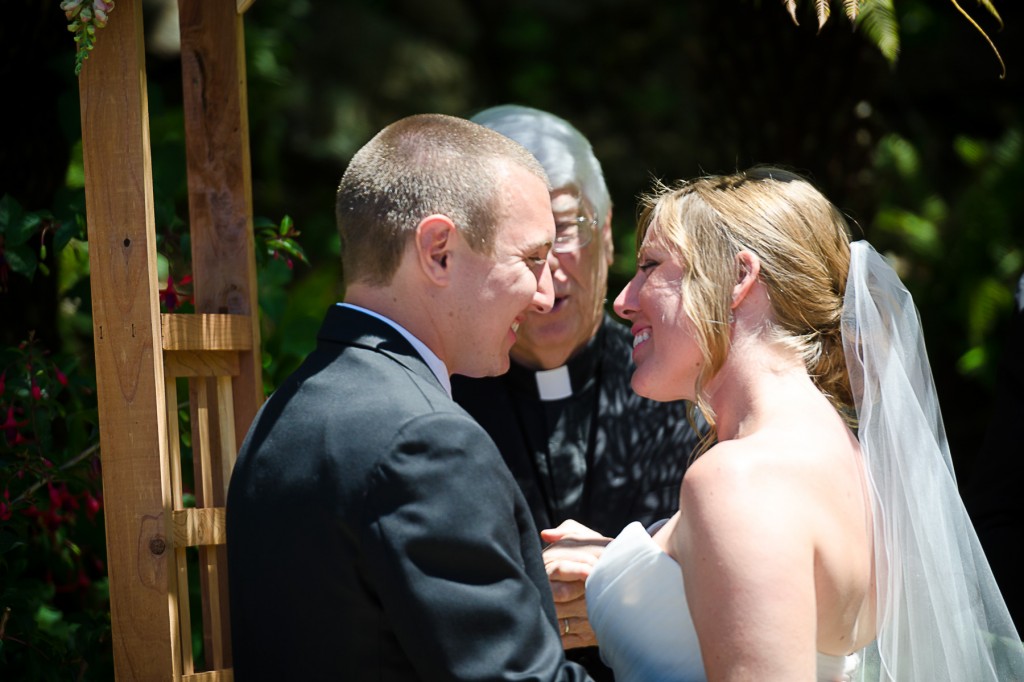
[{"left": 586, "top": 522, "right": 856, "bottom": 682}]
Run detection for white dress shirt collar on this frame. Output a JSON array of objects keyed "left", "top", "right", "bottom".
[{"left": 338, "top": 303, "right": 452, "bottom": 398}]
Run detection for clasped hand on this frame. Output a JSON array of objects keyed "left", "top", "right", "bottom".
[{"left": 540, "top": 520, "right": 612, "bottom": 650}]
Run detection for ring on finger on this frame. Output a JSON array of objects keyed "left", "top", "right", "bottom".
[{"left": 563, "top": 618, "right": 570, "bottom": 636}]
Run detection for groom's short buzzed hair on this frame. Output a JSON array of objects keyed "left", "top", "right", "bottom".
[{"left": 335, "top": 113, "right": 550, "bottom": 287}]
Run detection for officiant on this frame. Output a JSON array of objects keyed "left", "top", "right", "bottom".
[{"left": 452, "top": 105, "right": 704, "bottom": 680}]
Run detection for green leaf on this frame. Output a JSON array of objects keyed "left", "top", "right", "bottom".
[
  {"left": 954, "top": 136, "right": 987, "bottom": 167},
  {"left": 783, "top": 0, "right": 798, "bottom": 25},
  {"left": 4, "top": 245, "right": 39, "bottom": 279},
  {"left": 966, "top": 277, "right": 1013, "bottom": 344},
  {"left": 278, "top": 215, "right": 294, "bottom": 236},
  {"left": 976, "top": 0, "right": 1003, "bottom": 29},
  {"left": 957, "top": 346, "right": 987, "bottom": 374},
  {"left": 9, "top": 213, "right": 43, "bottom": 248},
  {"left": 857, "top": 0, "right": 900, "bottom": 65},
  {"left": 0, "top": 195, "right": 23, "bottom": 236},
  {"left": 815, "top": 0, "right": 831, "bottom": 31},
  {"left": 54, "top": 219, "right": 80, "bottom": 252},
  {"left": 266, "top": 238, "right": 308, "bottom": 263}
]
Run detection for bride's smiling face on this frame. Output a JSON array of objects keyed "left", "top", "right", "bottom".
[{"left": 613, "top": 229, "right": 704, "bottom": 402}]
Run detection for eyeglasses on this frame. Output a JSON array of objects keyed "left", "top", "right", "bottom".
[{"left": 552, "top": 215, "right": 598, "bottom": 254}]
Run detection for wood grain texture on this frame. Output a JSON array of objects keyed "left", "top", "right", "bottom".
[
  {"left": 178, "top": 0, "right": 263, "bottom": 447},
  {"left": 178, "top": 2, "right": 263, "bottom": 669},
  {"left": 171, "top": 508, "right": 228, "bottom": 549},
  {"left": 162, "top": 314, "right": 253, "bottom": 351},
  {"left": 78, "top": 0, "right": 178, "bottom": 677},
  {"left": 164, "top": 351, "right": 241, "bottom": 378},
  {"left": 182, "top": 669, "right": 235, "bottom": 682}
]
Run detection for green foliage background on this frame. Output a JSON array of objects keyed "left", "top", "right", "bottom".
[{"left": 1, "top": 0, "right": 1022, "bottom": 676}]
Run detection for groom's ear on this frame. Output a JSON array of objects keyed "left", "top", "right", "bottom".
[
  {"left": 415, "top": 215, "right": 457, "bottom": 286},
  {"left": 731, "top": 250, "right": 761, "bottom": 309}
]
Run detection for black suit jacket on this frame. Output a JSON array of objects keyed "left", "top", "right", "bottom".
[{"left": 227, "top": 305, "right": 590, "bottom": 681}]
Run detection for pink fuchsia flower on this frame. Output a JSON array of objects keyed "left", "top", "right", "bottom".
[
  {"left": 0, "top": 370, "right": 6, "bottom": 397},
  {"left": 159, "top": 273, "right": 193, "bottom": 312},
  {"left": 31, "top": 381, "right": 42, "bottom": 400},
  {"left": 84, "top": 491, "right": 101, "bottom": 521},
  {"left": 2, "top": 406, "right": 27, "bottom": 443},
  {"left": 54, "top": 364, "right": 68, "bottom": 387},
  {"left": 61, "top": 485, "right": 80, "bottom": 511}
]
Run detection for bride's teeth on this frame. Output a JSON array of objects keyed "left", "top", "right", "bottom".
[
  {"left": 633, "top": 330, "right": 650, "bottom": 349},
  {"left": 512, "top": 321, "right": 520, "bottom": 333}
]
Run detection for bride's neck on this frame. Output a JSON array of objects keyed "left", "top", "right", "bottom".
[{"left": 706, "top": 338, "right": 817, "bottom": 442}]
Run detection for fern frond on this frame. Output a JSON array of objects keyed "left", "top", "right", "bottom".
[
  {"left": 784, "top": 0, "right": 799, "bottom": 25},
  {"left": 816, "top": 0, "right": 832, "bottom": 31},
  {"left": 951, "top": 0, "right": 1006, "bottom": 78},
  {"left": 857, "top": 0, "right": 900, "bottom": 65},
  {"left": 975, "top": 0, "right": 1004, "bottom": 30},
  {"left": 843, "top": 0, "right": 860, "bottom": 22}
]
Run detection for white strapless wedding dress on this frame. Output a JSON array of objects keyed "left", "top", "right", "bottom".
[{"left": 585, "top": 522, "right": 859, "bottom": 682}]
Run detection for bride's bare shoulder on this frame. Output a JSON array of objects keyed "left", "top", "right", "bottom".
[{"left": 679, "top": 429, "right": 850, "bottom": 530}]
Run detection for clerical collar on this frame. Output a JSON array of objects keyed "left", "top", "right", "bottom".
[
  {"left": 506, "top": 325, "right": 604, "bottom": 401},
  {"left": 534, "top": 366, "right": 573, "bottom": 401}
]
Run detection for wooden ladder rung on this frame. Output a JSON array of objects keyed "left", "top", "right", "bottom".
[
  {"left": 165, "top": 351, "right": 241, "bottom": 378},
  {"left": 182, "top": 668, "right": 234, "bottom": 681},
  {"left": 162, "top": 313, "right": 254, "bottom": 351},
  {"left": 172, "top": 507, "right": 227, "bottom": 547}
]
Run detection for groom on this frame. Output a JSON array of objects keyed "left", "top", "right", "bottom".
[{"left": 227, "top": 114, "right": 592, "bottom": 680}]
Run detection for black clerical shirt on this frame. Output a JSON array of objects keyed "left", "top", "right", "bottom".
[
  {"left": 452, "top": 314, "right": 702, "bottom": 538},
  {"left": 453, "top": 315, "right": 702, "bottom": 680}
]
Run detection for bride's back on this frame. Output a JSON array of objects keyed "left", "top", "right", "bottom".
[{"left": 662, "top": 361, "right": 875, "bottom": 677}]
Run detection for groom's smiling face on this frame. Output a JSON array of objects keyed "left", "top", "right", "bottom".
[{"left": 446, "top": 162, "right": 556, "bottom": 379}]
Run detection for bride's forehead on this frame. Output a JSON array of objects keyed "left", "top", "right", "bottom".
[{"left": 639, "top": 226, "right": 674, "bottom": 254}]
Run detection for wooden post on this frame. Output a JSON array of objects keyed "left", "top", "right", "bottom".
[
  {"left": 178, "top": 0, "right": 263, "bottom": 668},
  {"left": 179, "top": 0, "right": 262, "bottom": 434},
  {"left": 78, "top": 0, "right": 178, "bottom": 678}
]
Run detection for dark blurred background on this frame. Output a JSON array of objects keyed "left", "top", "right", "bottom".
[
  {"left": 5, "top": 0, "right": 1022, "bottom": 510},
  {"left": 3, "top": 1, "right": 1023, "bottom": 676},
  {"left": 222, "top": 0, "right": 1024, "bottom": 475}
]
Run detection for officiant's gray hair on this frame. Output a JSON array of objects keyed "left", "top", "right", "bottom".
[
  {"left": 470, "top": 104, "right": 611, "bottom": 222},
  {"left": 336, "top": 113, "right": 549, "bottom": 287},
  {"left": 636, "top": 166, "right": 855, "bottom": 439}
]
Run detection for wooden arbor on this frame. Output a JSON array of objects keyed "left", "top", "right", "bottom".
[{"left": 79, "top": 0, "right": 262, "bottom": 678}]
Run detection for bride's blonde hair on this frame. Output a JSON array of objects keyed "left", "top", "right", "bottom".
[{"left": 636, "top": 166, "right": 855, "bottom": 450}]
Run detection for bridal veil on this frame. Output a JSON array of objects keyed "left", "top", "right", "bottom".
[{"left": 843, "top": 241, "right": 1024, "bottom": 681}]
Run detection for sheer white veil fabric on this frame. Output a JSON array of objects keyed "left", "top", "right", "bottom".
[{"left": 843, "top": 241, "right": 1024, "bottom": 681}]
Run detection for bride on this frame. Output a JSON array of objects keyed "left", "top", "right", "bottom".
[{"left": 545, "top": 167, "right": 1024, "bottom": 681}]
